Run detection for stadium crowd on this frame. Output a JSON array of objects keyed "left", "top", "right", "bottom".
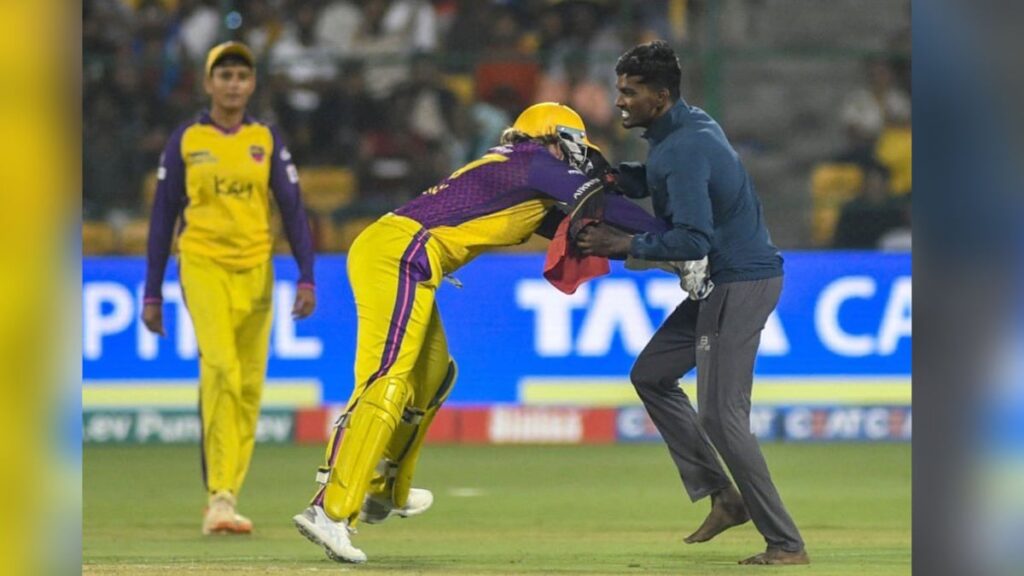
[{"left": 83, "top": 0, "right": 911, "bottom": 252}]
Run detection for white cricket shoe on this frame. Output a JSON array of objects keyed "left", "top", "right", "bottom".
[
  {"left": 292, "top": 505, "right": 367, "bottom": 564},
  {"left": 359, "top": 488, "right": 434, "bottom": 524}
]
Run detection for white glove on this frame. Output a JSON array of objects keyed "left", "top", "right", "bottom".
[
  {"left": 679, "top": 257, "right": 714, "bottom": 300},
  {"left": 625, "top": 255, "right": 714, "bottom": 300}
]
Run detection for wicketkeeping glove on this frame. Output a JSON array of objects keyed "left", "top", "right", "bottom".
[
  {"left": 567, "top": 178, "right": 606, "bottom": 241},
  {"left": 584, "top": 146, "right": 623, "bottom": 194}
]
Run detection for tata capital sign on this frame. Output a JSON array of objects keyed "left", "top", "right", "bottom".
[{"left": 83, "top": 252, "right": 910, "bottom": 403}]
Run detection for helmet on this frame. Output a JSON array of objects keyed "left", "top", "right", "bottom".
[{"left": 512, "top": 102, "right": 599, "bottom": 170}]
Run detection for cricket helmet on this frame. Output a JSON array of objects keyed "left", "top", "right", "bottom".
[{"left": 512, "top": 102, "right": 600, "bottom": 170}]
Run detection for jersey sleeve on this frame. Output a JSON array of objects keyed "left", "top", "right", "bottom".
[
  {"left": 527, "top": 150, "right": 665, "bottom": 234},
  {"left": 526, "top": 147, "right": 590, "bottom": 204},
  {"left": 144, "top": 126, "right": 187, "bottom": 303},
  {"left": 269, "top": 126, "right": 315, "bottom": 288}
]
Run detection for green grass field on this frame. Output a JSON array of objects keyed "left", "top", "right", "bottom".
[{"left": 83, "top": 443, "right": 910, "bottom": 575}]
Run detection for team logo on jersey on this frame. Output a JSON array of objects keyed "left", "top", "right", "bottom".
[{"left": 250, "top": 145, "right": 265, "bottom": 163}]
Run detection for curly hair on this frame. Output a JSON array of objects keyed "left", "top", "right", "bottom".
[{"left": 614, "top": 40, "right": 682, "bottom": 99}]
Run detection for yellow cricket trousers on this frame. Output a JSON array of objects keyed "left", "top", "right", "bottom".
[
  {"left": 316, "top": 214, "right": 454, "bottom": 523},
  {"left": 179, "top": 252, "right": 273, "bottom": 497}
]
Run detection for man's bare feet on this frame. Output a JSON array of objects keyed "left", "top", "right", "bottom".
[
  {"left": 738, "top": 548, "right": 810, "bottom": 565},
  {"left": 684, "top": 485, "right": 750, "bottom": 544}
]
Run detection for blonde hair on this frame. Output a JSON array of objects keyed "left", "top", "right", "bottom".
[{"left": 499, "top": 127, "right": 559, "bottom": 146}]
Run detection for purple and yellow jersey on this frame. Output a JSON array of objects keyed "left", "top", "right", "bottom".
[
  {"left": 394, "top": 141, "right": 656, "bottom": 273},
  {"left": 144, "top": 112, "right": 315, "bottom": 301}
]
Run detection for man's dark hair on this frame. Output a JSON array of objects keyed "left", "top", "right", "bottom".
[{"left": 615, "top": 40, "right": 682, "bottom": 99}]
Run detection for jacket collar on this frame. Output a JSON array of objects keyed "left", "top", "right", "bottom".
[{"left": 643, "top": 99, "right": 688, "bottom": 144}]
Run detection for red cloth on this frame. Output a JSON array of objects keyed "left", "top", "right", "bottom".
[{"left": 543, "top": 217, "right": 609, "bottom": 294}]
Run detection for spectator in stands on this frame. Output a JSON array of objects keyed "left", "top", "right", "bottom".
[
  {"left": 332, "top": 127, "right": 426, "bottom": 227},
  {"left": 239, "top": 0, "right": 287, "bottom": 61},
  {"left": 873, "top": 112, "right": 912, "bottom": 196},
  {"left": 177, "top": 0, "right": 221, "bottom": 64},
  {"left": 474, "top": 6, "right": 537, "bottom": 114},
  {"left": 82, "top": 0, "right": 135, "bottom": 69},
  {"left": 391, "top": 51, "right": 465, "bottom": 171},
  {"left": 536, "top": 48, "right": 615, "bottom": 146},
  {"left": 832, "top": 163, "right": 905, "bottom": 249},
  {"left": 887, "top": 0, "right": 912, "bottom": 95},
  {"left": 392, "top": 52, "right": 460, "bottom": 145},
  {"left": 83, "top": 87, "right": 145, "bottom": 220},
  {"left": 524, "top": 3, "right": 565, "bottom": 69},
  {"left": 542, "top": 0, "right": 620, "bottom": 89},
  {"left": 443, "top": 0, "right": 492, "bottom": 72},
  {"left": 315, "top": 59, "right": 385, "bottom": 166},
  {"left": 836, "top": 56, "right": 910, "bottom": 167},
  {"left": 269, "top": 1, "right": 339, "bottom": 163},
  {"left": 134, "top": 0, "right": 197, "bottom": 122},
  {"left": 315, "top": 0, "right": 362, "bottom": 57},
  {"left": 464, "top": 88, "right": 514, "bottom": 161},
  {"left": 349, "top": 0, "right": 439, "bottom": 97}
]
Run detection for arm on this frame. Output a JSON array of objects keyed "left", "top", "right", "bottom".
[
  {"left": 604, "top": 194, "right": 668, "bottom": 234},
  {"left": 528, "top": 150, "right": 658, "bottom": 232},
  {"left": 142, "top": 128, "right": 187, "bottom": 335},
  {"left": 573, "top": 191, "right": 669, "bottom": 260},
  {"left": 269, "top": 126, "right": 317, "bottom": 318},
  {"left": 528, "top": 151, "right": 665, "bottom": 247},
  {"left": 629, "top": 149, "right": 713, "bottom": 262}
]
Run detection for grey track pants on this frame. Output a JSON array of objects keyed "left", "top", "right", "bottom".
[{"left": 629, "top": 275, "right": 804, "bottom": 552}]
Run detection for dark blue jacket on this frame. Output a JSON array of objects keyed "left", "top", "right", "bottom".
[{"left": 621, "top": 99, "right": 783, "bottom": 283}]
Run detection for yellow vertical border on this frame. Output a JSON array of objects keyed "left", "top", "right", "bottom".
[{"left": 0, "top": 1, "right": 72, "bottom": 574}]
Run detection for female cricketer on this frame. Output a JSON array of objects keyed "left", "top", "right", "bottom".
[
  {"left": 142, "top": 41, "right": 317, "bottom": 536},
  {"left": 292, "top": 103, "right": 663, "bottom": 563}
]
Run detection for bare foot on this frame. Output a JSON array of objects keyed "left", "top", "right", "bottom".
[
  {"left": 684, "top": 485, "right": 750, "bottom": 544},
  {"left": 738, "top": 548, "right": 810, "bottom": 565}
]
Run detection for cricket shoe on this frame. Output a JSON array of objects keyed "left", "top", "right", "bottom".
[
  {"left": 359, "top": 488, "right": 434, "bottom": 524},
  {"left": 292, "top": 505, "right": 367, "bottom": 564},
  {"left": 202, "top": 491, "right": 252, "bottom": 535},
  {"left": 232, "top": 512, "right": 253, "bottom": 534}
]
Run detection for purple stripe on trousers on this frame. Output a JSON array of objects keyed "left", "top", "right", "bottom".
[
  {"left": 321, "top": 229, "right": 430, "bottom": 474},
  {"left": 325, "top": 422, "right": 346, "bottom": 472},
  {"left": 370, "top": 229, "right": 430, "bottom": 384}
]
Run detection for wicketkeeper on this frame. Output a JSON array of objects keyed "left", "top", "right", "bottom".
[{"left": 293, "top": 103, "right": 665, "bottom": 564}]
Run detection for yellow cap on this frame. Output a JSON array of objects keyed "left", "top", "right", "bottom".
[{"left": 204, "top": 41, "right": 255, "bottom": 77}]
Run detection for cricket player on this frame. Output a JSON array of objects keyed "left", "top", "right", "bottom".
[
  {"left": 142, "top": 41, "right": 317, "bottom": 535},
  {"left": 292, "top": 103, "right": 661, "bottom": 563}
]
